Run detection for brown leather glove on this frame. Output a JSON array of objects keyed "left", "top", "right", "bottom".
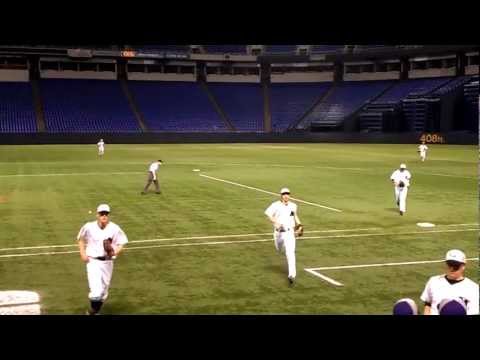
[{"left": 103, "top": 238, "right": 115, "bottom": 258}]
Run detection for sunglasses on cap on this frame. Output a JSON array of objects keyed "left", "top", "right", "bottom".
[{"left": 98, "top": 211, "right": 110, "bottom": 216}]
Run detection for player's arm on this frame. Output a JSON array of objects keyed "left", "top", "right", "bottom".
[
  {"left": 294, "top": 211, "right": 302, "bottom": 226},
  {"left": 78, "top": 237, "right": 89, "bottom": 263},
  {"left": 265, "top": 208, "right": 281, "bottom": 230},
  {"left": 114, "top": 244, "right": 124, "bottom": 257},
  {"left": 151, "top": 171, "right": 157, "bottom": 181}
]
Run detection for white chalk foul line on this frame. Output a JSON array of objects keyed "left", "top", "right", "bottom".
[
  {"left": 0, "top": 228, "right": 477, "bottom": 259},
  {"left": 304, "top": 269, "right": 344, "bottom": 286},
  {"left": 0, "top": 228, "right": 381, "bottom": 252},
  {"left": 199, "top": 174, "right": 342, "bottom": 212},
  {"left": 307, "top": 257, "right": 479, "bottom": 271},
  {"left": 305, "top": 257, "right": 479, "bottom": 287}
]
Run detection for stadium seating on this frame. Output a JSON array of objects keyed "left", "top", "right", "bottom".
[
  {"left": 137, "top": 45, "right": 190, "bottom": 54},
  {"left": 375, "top": 77, "right": 451, "bottom": 103},
  {"left": 463, "top": 76, "right": 479, "bottom": 130},
  {"left": 269, "top": 82, "right": 332, "bottom": 131},
  {"left": 0, "top": 82, "right": 37, "bottom": 133},
  {"left": 264, "top": 45, "right": 298, "bottom": 54},
  {"left": 303, "top": 80, "right": 393, "bottom": 129},
  {"left": 203, "top": 45, "right": 246, "bottom": 54},
  {"left": 360, "top": 77, "right": 453, "bottom": 131},
  {"left": 41, "top": 79, "right": 141, "bottom": 132},
  {"left": 310, "top": 45, "right": 344, "bottom": 54},
  {"left": 128, "top": 81, "right": 228, "bottom": 132},
  {"left": 208, "top": 83, "right": 264, "bottom": 131},
  {"left": 429, "top": 76, "right": 472, "bottom": 96}
]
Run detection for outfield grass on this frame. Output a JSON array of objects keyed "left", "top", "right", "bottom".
[{"left": 0, "top": 143, "right": 477, "bottom": 314}]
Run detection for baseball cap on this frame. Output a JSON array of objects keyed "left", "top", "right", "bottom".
[
  {"left": 280, "top": 187, "right": 290, "bottom": 194},
  {"left": 438, "top": 298, "right": 467, "bottom": 315},
  {"left": 445, "top": 249, "right": 466, "bottom": 264},
  {"left": 400, "top": 163, "right": 407, "bottom": 169},
  {"left": 393, "top": 298, "right": 418, "bottom": 315},
  {"left": 96, "top": 204, "right": 110, "bottom": 213}
]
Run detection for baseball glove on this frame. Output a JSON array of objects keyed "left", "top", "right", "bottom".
[
  {"left": 294, "top": 224, "right": 304, "bottom": 237},
  {"left": 398, "top": 181, "right": 405, "bottom": 188},
  {"left": 103, "top": 238, "right": 115, "bottom": 258}
]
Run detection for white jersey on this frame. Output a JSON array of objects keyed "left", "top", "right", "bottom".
[
  {"left": 149, "top": 162, "right": 161, "bottom": 173},
  {"left": 97, "top": 141, "right": 104, "bottom": 149},
  {"left": 265, "top": 200, "right": 298, "bottom": 230},
  {"left": 77, "top": 221, "right": 128, "bottom": 258},
  {"left": 390, "top": 169, "right": 412, "bottom": 187},
  {"left": 420, "top": 275, "right": 479, "bottom": 315},
  {"left": 418, "top": 144, "right": 428, "bottom": 153}
]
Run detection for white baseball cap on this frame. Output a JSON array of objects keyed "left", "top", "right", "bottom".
[
  {"left": 96, "top": 204, "right": 110, "bottom": 213},
  {"left": 280, "top": 188, "right": 290, "bottom": 194},
  {"left": 400, "top": 163, "right": 407, "bottom": 169},
  {"left": 445, "top": 249, "right": 466, "bottom": 264}
]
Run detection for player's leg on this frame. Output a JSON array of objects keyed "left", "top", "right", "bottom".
[
  {"left": 100, "top": 261, "right": 114, "bottom": 303},
  {"left": 142, "top": 173, "right": 153, "bottom": 193},
  {"left": 394, "top": 187, "right": 400, "bottom": 207},
  {"left": 284, "top": 232, "right": 296, "bottom": 282},
  {"left": 399, "top": 188, "right": 408, "bottom": 214},
  {"left": 274, "top": 231, "right": 284, "bottom": 253},
  {"left": 86, "top": 260, "right": 106, "bottom": 314},
  {"left": 153, "top": 180, "right": 161, "bottom": 194}
]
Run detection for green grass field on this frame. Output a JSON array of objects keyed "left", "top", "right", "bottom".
[{"left": 0, "top": 143, "right": 477, "bottom": 314}]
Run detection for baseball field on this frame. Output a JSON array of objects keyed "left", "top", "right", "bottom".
[{"left": 0, "top": 143, "right": 477, "bottom": 314}]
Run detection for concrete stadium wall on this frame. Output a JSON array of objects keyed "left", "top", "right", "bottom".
[
  {"left": 40, "top": 70, "right": 117, "bottom": 80},
  {"left": 127, "top": 73, "right": 196, "bottom": 81},
  {"left": 0, "top": 69, "right": 29, "bottom": 82},
  {"left": 0, "top": 132, "right": 476, "bottom": 145},
  {"left": 270, "top": 72, "right": 333, "bottom": 83}
]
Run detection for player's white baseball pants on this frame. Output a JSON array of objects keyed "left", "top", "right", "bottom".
[
  {"left": 394, "top": 186, "right": 408, "bottom": 213},
  {"left": 420, "top": 151, "right": 426, "bottom": 161},
  {"left": 86, "top": 258, "right": 114, "bottom": 301},
  {"left": 98, "top": 147, "right": 104, "bottom": 155},
  {"left": 274, "top": 229, "right": 296, "bottom": 279}
]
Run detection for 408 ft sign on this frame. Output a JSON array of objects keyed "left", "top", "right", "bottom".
[{"left": 420, "top": 133, "right": 445, "bottom": 144}]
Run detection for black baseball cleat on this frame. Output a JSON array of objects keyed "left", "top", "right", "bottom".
[
  {"left": 155, "top": 191, "right": 161, "bottom": 194},
  {"left": 86, "top": 309, "right": 98, "bottom": 315},
  {"left": 288, "top": 277, "right": 295, "bottom": 287},
  {"left": 400, "top": 211, "right": 404, "bottom": 216}
]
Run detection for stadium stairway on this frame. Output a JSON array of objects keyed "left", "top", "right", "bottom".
[
  {"left": 199, "top": 80, "right": 236, "bottom": 131},
  {"left": 120, "top": 79, "right": 148, "bottom": 132},
  {"left": 262, "top": 81, "right": 272, "bottom": 132},
  {"left": 463, "top": 76, "right": 479, "bottom": 131},
  {"left": 401, "top": 77, "right": 455, "bottom": 131},
  {"left": 291, "top": 83, "right": 335, "bottom": 130},
  {"left": 31, "top": 79, "right": 46, "bottom": 132},
  {"left": 358, "top": 82, "right": 400, "bottom": 132}
]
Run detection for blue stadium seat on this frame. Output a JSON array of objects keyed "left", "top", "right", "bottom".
[{"left": 0, "top": 82, "right": 37, "bottom": 133}]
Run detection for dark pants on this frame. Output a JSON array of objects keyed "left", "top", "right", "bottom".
[{"left": 143, "top": 172, "right": 160, "bottom": 193}]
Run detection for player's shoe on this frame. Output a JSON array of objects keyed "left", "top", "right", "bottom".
[
  {"left": 288, "top": 277, "right": 295, "bottom": 287},
  {"left": 400, "top": 211, "right": 404, "bottom": 216},
  {"left": 86, "top": 309, "right": 97, "bottom": 315},
  {"left": 141, "top": 191, "right": 146, "bottom": 195}
]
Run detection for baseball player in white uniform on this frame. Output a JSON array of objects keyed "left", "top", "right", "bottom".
[
  {"left": 77, "top": 204, "right": 128, "bottom": 315},
  {"left": 420, "top": 249, "right": 478, "bottom": 315},
  {"left": 97, "top": 139, "right": 105, "bottom": 156},
  {"left": 417, "top": 141, "right": 428, "bottom": 162},
  {"left": 265, "top": 188, "right": 302, "bottom": 286},
  {"left": 390, "top": 163, "right": 411, "bottom": 216},
  {"left": 141, "top": 160, "right": 163, "bottom": 194}
]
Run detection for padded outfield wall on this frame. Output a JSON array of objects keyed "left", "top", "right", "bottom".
[{"left": 0, "top": 131, "right": 476, "bottom": 145}]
